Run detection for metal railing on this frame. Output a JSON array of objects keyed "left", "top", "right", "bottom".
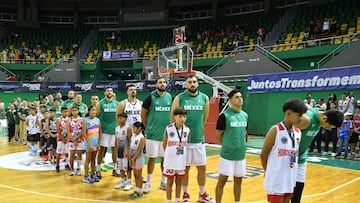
[
  {"left": 255, "top": 44, "right": 292, "bottom": 71},
  {"left": 33, "top": 58, "right": 75, "bottom": 80},
  {"left": 316, "top": 32, "right": 360, "bottom": 68},
  {"left": 0, "top": 64, "right": 16, "bottom": 77}
]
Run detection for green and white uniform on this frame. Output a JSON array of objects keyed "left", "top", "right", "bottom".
[{"left": 99, "top": 98, "right": 119, "bottom": 147}]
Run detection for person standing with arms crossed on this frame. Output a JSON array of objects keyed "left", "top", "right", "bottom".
[
  {"left": 215, "top": 89, "right": 248, "bottom": 203},
  {"left": 291, "top": 108, "right": 343, "bottom": 203},
  {"left": 116, "top": 84, "right": 143, "bottom": 191},
  {"left": 142, "top": 77, "right": 173, "bottom": 193},
  {"left": 171, "top": 75, "right": 214, "bottom": 203},
  {"left": 96, "top": 87, "right": 119, "bottom": 179}
]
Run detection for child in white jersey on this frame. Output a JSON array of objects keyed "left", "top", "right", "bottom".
[
  {"left": 66, "top": 106, "right": 84, "bottom": 176},
  {"left": 261, "top": 99, "right": 307, "bottom": 203},
  {"left": 55, "top": 107, "right": 68, "bottom": 172},
  {"left": 163, "top": 107, "right": 190, "bottom": 203},
  {"left": 26, "top": 107, "right": 40, "bottom": 155},
  {"left": 114, "top": 112, "right": 132, "bottom": 189},
  {"left": 128, "top": 121, "right": 146, "bottom": 199}
]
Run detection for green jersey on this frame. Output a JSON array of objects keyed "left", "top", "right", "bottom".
[
  {"left": 20, "top": 107, "right": 29, "bottom": 121},
  {"left": 299, "top": 108, "right": 321, "bottom": 164},
  {"left": 178, "top": 90, "right": 208, "bottom": 144},
  {"left": 99, "top": 98, "right": 119, "bottom": 134},
  {"left": 45, "top": 102, "right": 55, "bottom": 111},
  {"left": 143, "top": 91, "right": 172, "bottom": 141},
  {"left": 55, "top": 105, "right": 62, "bottom": 118},
  {"left": 219, "top": 107, "right": 248, "bottom": 160},
  {"left": 63, "top": 99, "right": 74, "bottom": 108},
  {"left": 71, "top": 102, "right": 88, "bottom": 118}
]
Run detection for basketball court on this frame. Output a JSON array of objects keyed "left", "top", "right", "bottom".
[{"left": 0, "top": 136, "right": 359, "bottom": 203}]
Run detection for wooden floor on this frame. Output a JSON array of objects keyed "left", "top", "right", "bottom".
[{"left": 0, "top": 137, "right": 359, "bottom": 203}]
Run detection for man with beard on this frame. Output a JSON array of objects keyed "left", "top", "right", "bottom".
[
  {"left": 63, "top": 90, "right": 75, "bottom": 108},
  {"left": 116, "top": 84, "right": 143, "bottom": 191},
  {"left": 141, "top": 77, "right": 173, "bottom": 193},
  {"left": 171, "top": 75, "right": 214, "bottom": 203},
  {"left": 95, "top": 87, "right": 119, "bottom": 179}
]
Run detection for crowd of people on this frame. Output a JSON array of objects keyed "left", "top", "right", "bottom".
[
  {"left": 304, "top": 92, "right": 360, "bottom": 160},
  {"left": 3, "top": 77, "right": 356, "bottom": 203}
]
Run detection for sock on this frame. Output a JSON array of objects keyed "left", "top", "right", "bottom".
[
  {"left": 199, "top": 186, "right": 205, "bottom": 195},
  {"left": 96, "top": 165, "right": 100, "bottom": 172},
  {"left": 76, "top": 160, "right": 81, "bottom": 169},
  {"left": 113, "top": 162, "right": 117, "bottom": 170},
  {"left": 161, "top": 176, "right": 167, "bottom": 184},
  {"left": 147, "top": 174, "right": 152, "bottom": 185},
  {"left": 136, "top": 187, "right": 140, "bottom": 193},
  {"left": 182, "top": 185, "right": 188, "bottom": 193},
  {"left": 167, "top": 200, "right": 172, "bottom": 203},
  {"left": 128, "top": 179, "right": 132, "bottom": 184},
  {"left": 175, "top": 198, "right": 180, "bottom": 203},
  {"left": 235, "top": 201, "right": 240, "bottom": 203}
]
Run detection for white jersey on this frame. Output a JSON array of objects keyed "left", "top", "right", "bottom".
[
  {"left": 346, "top": 96, "right": 355, "bottom": 114},
  {"left": 338, "top": 100, "right": 348, "bottom": 113},
  {"left": 129, "top": 133, "right": 144, "bottom": 156},
  {"left": 263, "top": 122, "right": 301, "bottom": 194},
  {"left": 123, "top": 99, "right": 142, "bottom": 127},
  {"left": 116, "top": 125, "right": 129, "bottom": 141},
  {"left": 164, "top": 123, "right": 190, "bottom": 170},
  {"left": 27, "top": 114, "right": 39, "bottom": 134}
]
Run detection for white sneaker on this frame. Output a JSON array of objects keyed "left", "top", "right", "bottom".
[
  {"left": 160, "top": 182, "right": 167, "bottom": 190},
  {"left": 198, "top": 191, "right": 215, "bottom": 203},
  {"left": 114, "top": 181, "right": 125, "bottom": 189},
  {"left": 123, "top": 182, "right": 132, "bottom": 191},
  {"left": 322, "top": 152, "right": 328, "bottom": 156},
  {"left": 331, "top": 152, "right": 336, "bottom": 157},
  {"left": 143, "top": 184, "right": 150, "bottom": 194}
]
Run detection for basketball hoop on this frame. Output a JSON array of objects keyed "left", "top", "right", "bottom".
[{"left": 158, "top": 67, "right": 175, "bottom": 82}]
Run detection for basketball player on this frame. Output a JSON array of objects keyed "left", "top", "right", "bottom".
[
  {"left": 171, "top": 75, "right": 214, "bottom": 203},
  {"left": 142, "top": 77, "right": 173, "bottom": 193},
  {"left": 116, "top": 84, "right": 143, "bottom": 191},
  {"left": 215, "top": 89, "right": 248, "bottom": 203},
  {"left": 63, "top": 90, "right": 75, "bottom": 108},
  {"left": 69, "top": 94, "right": 88, "bottom": 118},
  {"left": 96, "top": 87, "right": 119, "bottom": 179},
  {"left": 261, "top": 99, "right": 307, "bottom": 203},
  {"left": 90, "top": 95, "right": 99, "bottom": 107},
  {"left": 291, "top": 108, "right": 343, "bottom": 203}
]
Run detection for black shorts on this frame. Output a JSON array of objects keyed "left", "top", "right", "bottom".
[
  {"left": 349, "top": 132, "right": 360, "bottom": 143},
  {"left": 49, "top": 137, "right": 57, "bottom": 150},
  {"left": 27, "top": 133, "right": 40, "bottom": 142}
]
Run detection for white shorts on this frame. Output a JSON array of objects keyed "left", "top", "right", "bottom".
[
  {"left": 163, "top": 168, "right": 185, "bottom": 178},
  {"left": 68, "top": 142, "right": 85, "bottom": 151},
  {"left": 146, "top": 139, "right": 164, "bottom": 158},
  {"left": 56, "top": 141, "right": 66, "bottom": 154},
  {"left": 217, "top": 157, "right": 246, "bottom": 177},
  {"left": 186, "top": 143, "right": 206, "bottom": 166},
  {"left": 117, "top": 158, "right": 128, "bottom": 171},
  {"left": 100, "top": 134, "right": 116, "bottom": 147},
  {"left": 296, "top": 162, "right": 307, "bottom": 183}
]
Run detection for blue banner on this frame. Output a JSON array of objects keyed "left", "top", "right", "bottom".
[
  {"left": 247, "top": 66, "right": 360, "bottom": 93},
  {"left": 102, "top": 50, "right": 138, "bottom": 60}
]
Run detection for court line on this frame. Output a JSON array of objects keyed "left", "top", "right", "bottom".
[
  {"left": 1, "top": 176, "right": 359, "bottom": 203},
  {"left": 302, "top": 176, "right": 360, "bottom": 199},
  {"left": 0, "top": 183, "right": 133, "bottom": 203}
]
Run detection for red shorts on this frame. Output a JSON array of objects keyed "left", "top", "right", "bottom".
[{"left": 267, "top": 193, "right": 293, "bottom": 203}]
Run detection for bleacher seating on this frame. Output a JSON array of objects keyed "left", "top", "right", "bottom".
[{"left": 0, "top": 25, "right": 89, "bottom": 64}]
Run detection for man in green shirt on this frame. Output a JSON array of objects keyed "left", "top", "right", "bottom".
[
  {"left": 6, "top": 103, "right": 16, "bottom": 142},
  {"left": 142, "top": 77, "right": 173, "bottom": 193},
  {"left": 172, "top": 75, "right": 214, "bottom": 203},
  {"left": 69, "top": 94, "right": 88, "bottom": 118},
  {"left": 96, "top": 87, "right": 119, "bottom": 179},
  {"left": 45, "top": 94, "right": 55, "bottom": 111},
  {"left": 291, "top": 108, "right": 343, "bottom": 203},
  {"left": 215, "top": 89, "right": 248, "bottom": 203},
  {"left": 63, "top": 90, "right": 75, "bottom": 108}
]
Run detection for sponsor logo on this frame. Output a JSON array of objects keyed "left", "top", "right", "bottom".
[
  {"left": 155, "top": 106, "right": 171, "bottom": 111},
  {"left": 74, "top": 83, "right": 92, "bottom": 91},
  {"left": 183, "top": 105, "right": 203, "bottom": 111},
  {"left": 230, "top": 121, "right": 247, "bottom": 127},
  {"left": 125, "top": 82, "right": 144, "bottom": 90},
  {"left": 22, "top": 83, "right": 41, "bottom": 91},
  {"left": 104, "top": 108, "right": 117, "bottom": 112}
]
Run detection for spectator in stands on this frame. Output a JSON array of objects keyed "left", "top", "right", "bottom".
[
  {"left": 315, "top": 98, "right": 327, "bottom": 111},
  {"left": 7, "top": 74, "right": 15, "bottom": 81},
  {"left": 326, "top": 93, "right": 338, "bottom": 110},
  {"left": 338, "top": 93, "right": 349, "bottom": 113},
  {"left": 330, "top": 16, "right": 338, "bottom": 36},
  {"left": 37, "top": 73, "right": 45, "bottom": 82},
  {"left": 257, "top": 26, "right": 263, "bottom": 45},
  {"left": 2, "top": 49, "right": 7, "bottom": 63},
  {"left": 303, "top": 93, "right": 316, "bottom": 109},
  {"left": 315, "top": 20, "right": 322, "bottom": 39},
  {"left": 322, "top": 102, "right": 339, "bottom": 157},
  {"left": 346, "top": 91, "right": 356, "bottom": 114},
  {"left": 24, "top": 73, "right": 30, "bottom": 82},
  {"left": 322, "top": 17, "right": 330, "bottom": 36},
  {"left": 16, "top": 73, "right": 21, "bottom": 81},
  {"left": 309, "top": 20, "right": 315, "bottom": 38}
]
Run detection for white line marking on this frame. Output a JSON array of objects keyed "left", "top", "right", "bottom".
[{"left": 0, "top": 183, "right": 133, "bottom": 203}]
